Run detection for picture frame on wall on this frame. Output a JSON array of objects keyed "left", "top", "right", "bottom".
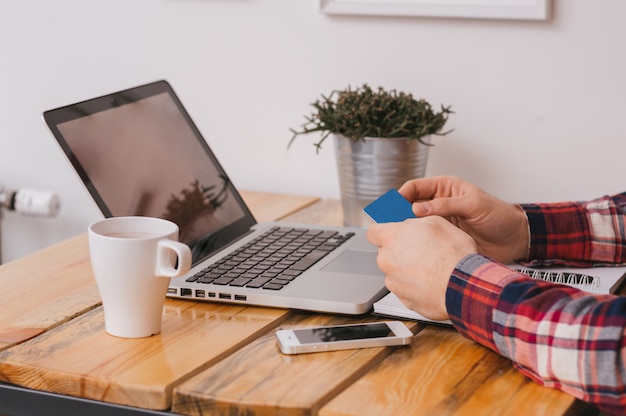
[{"left": 320, "top": 0, "right": 551, "bottom": 21}]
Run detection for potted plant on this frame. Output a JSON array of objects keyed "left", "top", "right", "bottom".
[{"left": 289, "top": 84, "right": 453, "bottom": 227}]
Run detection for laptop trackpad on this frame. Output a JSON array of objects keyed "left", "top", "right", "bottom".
[{"left": 321, "top": 250, "right": 383, "bottom": 276}]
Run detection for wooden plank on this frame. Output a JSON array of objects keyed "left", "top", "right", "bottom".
[
  {"left": 0, "top": 191, "right": 318, "bottom": 350},
  {"left": 0, "top": 299, "right": 291, "bottom": 410},
  {"left": 0, "top": 191, "right": 318, "bottom": 408},
  {"left": 457, "top": 364, "right": 585, "bottom": 415},
  {"left": 239, "top": 191, "right": 319, "bottom": 223},
  {"left": 0, "top": 234, "right": 98, "bottom": 351},
  {"left": 172, "top": 312, "right": 419, "bottom": 416},
  {"left": 281, "top": 198, "right": 345, "bottom": 227},
  {"left": 319, "top": 325, "right": 579, "bottom": 416}
]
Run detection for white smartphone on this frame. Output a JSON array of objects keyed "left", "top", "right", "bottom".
[{"left": 275, "top": 321, "right": 413, "bottom": 355}]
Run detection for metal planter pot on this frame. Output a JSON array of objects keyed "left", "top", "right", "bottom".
[{"left": 333, "top": 134, "right": 431, "bottom": 227}]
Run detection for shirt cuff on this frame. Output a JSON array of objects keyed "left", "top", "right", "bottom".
[{"left": 520, "top": 201, "right": 589, "bottom": 265}]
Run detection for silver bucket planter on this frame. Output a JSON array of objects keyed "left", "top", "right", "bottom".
[{"left": 333, "top": 134, "right": 431, "bottom": 227}]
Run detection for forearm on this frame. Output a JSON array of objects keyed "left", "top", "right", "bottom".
[{"left": 448, "top": 254, "right": 626, "bottom": 415}]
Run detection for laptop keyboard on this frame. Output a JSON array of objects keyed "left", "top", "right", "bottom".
[{"left": 185, "top": 226, "right": 355, "bottom": 291}]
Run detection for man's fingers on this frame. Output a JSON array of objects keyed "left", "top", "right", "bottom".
[{"left": 413, "top": 196, "right": 473, "bottom": 219}]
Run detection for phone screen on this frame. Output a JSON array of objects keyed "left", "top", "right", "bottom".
[{"left": 292, "top": 323, "right": 393, "bottom": 344}]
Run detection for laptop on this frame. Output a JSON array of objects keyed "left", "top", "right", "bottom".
[{"left": 43, "top": 80, "right": 388, "bottom": 315}]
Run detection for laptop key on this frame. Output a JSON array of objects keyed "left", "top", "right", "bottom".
[
  {"left": 246, "top": 277, "right": 272, "bottom": 288},
  {"left": 230, "top": 277, "right": 253, "bottom": 287},
  {"left": 213, "top": 276, "right": 235, "bottom": 285},
  {"left": 275, "top": 273, "right": 296, "bottom": 281},
  {"left": 281, "top": 270, "right": 302, "bottom": 277},
  {"left": 290, "top": 249, "right": 331, "bottom": 271},
  {"left": 263, "top": 283, "right": 285, "bottom": 291}
]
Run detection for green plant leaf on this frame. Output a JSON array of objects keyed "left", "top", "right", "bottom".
[{"left": 289, "top": 84, "right": 453, "bottom": 152}]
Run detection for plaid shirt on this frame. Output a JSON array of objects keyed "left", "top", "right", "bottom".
[{"left": 447, "top": 193, "right": 626, "bottom": 415}]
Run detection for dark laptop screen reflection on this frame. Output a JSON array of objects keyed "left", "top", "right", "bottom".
[{"left": 57, "top": 92, "right": 246, "bottom": 261}]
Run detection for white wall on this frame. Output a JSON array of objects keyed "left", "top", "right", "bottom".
[{"left": 1, "top": 0, "right": 625, "bottom": 263}]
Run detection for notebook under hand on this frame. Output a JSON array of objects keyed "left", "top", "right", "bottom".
[{"left": 43, "top": 80, "right": 387, "bottom": 315}]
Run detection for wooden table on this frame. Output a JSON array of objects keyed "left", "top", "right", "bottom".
[{"left": 0, "top": 191, "right": 589, "bottom": 416}]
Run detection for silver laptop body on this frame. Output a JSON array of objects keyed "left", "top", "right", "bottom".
[{"left": 44, "top": 80, "right": 387, "bottom": 314}]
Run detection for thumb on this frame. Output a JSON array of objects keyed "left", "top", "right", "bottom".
[{"left": 413, "top": 196, "right": 471, "bottom": 218}]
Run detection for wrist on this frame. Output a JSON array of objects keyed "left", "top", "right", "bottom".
[{"left": 512, "top": 204, "right": 530, "bottom": 261}]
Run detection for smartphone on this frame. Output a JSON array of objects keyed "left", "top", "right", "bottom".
[{"left": 275, "top": 321, "right": 413, "bottom": 354}]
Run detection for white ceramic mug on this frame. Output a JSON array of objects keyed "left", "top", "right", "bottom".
[{"left": 88, "top": 216, "right": 192, "bottom": 338}]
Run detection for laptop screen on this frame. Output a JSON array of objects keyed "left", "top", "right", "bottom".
[{"left": 44, "top": 80, "right": 257, "bottom": 264}]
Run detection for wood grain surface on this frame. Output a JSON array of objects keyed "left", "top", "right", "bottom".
[
  {"left": 0, "top": 191, "right": 319, "bottom": 409},
  {"left": 319, "top": 325, "right": 581, "bottom": 416},
  {"left": 238, "top": 191, "right": 319, "bottom": 223},
  {"left": 0, "top": 299, "right": 290, "bottom": 409},
  {"left": 281, "top": 198, "right": 345, "bottom": 227},
  {"left": 0, "top": 192, "right": 586, "bottom": 415},
  {"left": 0, "top": 191, "right": 318, "bottom": 350},
  {"left": 172, "top": 312, "right": 419, "bottom": 416},
  {"left": 0, "top": 234, "right": 98, "bottom": 350}
]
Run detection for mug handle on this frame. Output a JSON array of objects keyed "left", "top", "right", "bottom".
[{"left": 155, "top": 239, "right": 192, "bottom": 278}]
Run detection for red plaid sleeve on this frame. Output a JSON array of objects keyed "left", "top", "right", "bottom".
[
  {"left": 448, "top": 254, "right": 626, "bottom": 415},
  {"left": 521, "top": 193, "right": 626, "bottom": 266},
  {"left": 446, "top": 192, "right": 626, "bottom": 415}
]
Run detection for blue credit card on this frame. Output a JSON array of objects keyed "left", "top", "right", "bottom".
[{"left": 363, "top": 189, "right": 416, "bottom": 223}]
